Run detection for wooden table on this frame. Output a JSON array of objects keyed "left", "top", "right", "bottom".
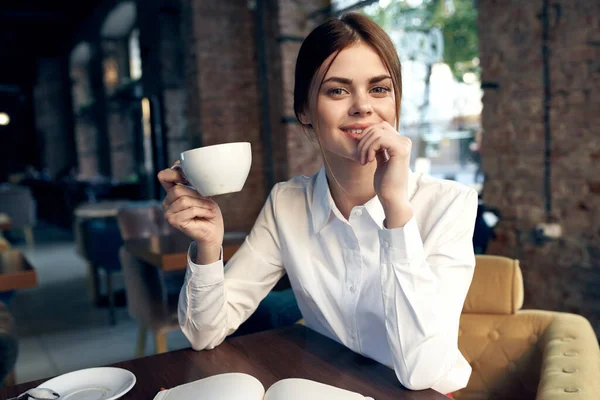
[
  {"left": 124, "top": 231, "right": 246, "bottom": 271},
  {"left": 0, "top": 249, "right": 37, "bottom": 291},
  {"left": 0, "top": 325, "right": 447, "bottom": 399},
  {"left": 73, "top": 200, "right": 135, "bottom": 219}
]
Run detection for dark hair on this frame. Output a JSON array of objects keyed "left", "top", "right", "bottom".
[{"left": 293, "top": 13, "right": 403, "bottom": 128}]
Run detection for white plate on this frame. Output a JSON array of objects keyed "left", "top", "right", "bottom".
[{"left": 37, "top": 367, "right": 136, "bottom": 400}]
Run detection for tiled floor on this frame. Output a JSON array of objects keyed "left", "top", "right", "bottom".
[{"left": 7, "top": 223, "right": 190, "bottom": 385}]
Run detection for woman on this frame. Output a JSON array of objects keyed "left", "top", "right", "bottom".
[{"left": 158, "top": 13, "right": 477, "bottom": 396}]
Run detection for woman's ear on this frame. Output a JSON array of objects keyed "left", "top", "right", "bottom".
[{"left": 298, "top": 111, "right": 312, "bottom": 127}]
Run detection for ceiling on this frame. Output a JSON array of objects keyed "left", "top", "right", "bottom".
[{"left": 0, "top": 0, "right": 102, "bottom": 85}]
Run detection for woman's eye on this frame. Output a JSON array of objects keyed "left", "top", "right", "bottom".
[
  {"left": 371, "top": 86, "right": 391, "bottom": 94},
  {"left": 327, "top": 88, "right": 346, "bottom": 96}
]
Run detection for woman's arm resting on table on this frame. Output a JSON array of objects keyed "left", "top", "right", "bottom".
[{"left": 380, "top": 188, "right": 478, "bottom": 393}]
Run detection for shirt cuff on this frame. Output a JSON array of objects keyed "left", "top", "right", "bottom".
[
  {"left": 186, "top": 241, "right": 224, "bottom": 286},
  {"left": 379, "top": 216, "right": 425, "bottom": 263}
]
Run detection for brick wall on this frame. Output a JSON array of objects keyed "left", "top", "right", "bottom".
[
  {"left": 158, "top": 9, "right": 189, "bottom": 165},
  {"left": 33, "top": 57, "right": 76, "bottom": 179},
  {"left": 180, "top": 0, "right": 330, "bottom": 231},
  {"left": 71, "top": 63, "right": 100, "bottom": 179},
  {"left": 277, "top": 0, "right": 330, "bottom": 178},
  {"left": 102, "top": 39, "right": 137, "bottom": 181},
  {"left": 479, "top": 0, "right": 600, "bottom": 333},
  {"left": 182, "top": 0, "right": 267, "bottom": 232},
  {"left": 74, "top": 118, "right": 100, "bottom": 179}
]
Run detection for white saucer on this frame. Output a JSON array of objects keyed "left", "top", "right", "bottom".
[{"left": 37, "top": 367, "right": 136, "bottom": 400}]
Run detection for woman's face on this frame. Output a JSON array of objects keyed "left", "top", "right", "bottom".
[{"left": 305, "top": 42, "right": 397, "bottom": 165}]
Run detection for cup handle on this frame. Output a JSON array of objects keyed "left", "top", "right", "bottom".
[{"left": 170, "top": 164, "right": 197, "bottom": 191}]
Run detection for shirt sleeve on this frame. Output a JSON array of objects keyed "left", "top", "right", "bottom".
[
  {"left": 378, "top": 188, "right": 478, "bottom": 394},
  {"left": 178, "top": 185, "right": 286, "bottom": 350}
]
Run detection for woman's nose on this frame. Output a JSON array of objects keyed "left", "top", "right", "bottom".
[{"left": 349, "top": 95, "right": 373, "bottom": 116}]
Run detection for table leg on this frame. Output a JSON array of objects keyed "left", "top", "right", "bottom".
[
  {"left": 136, "top": 326, "right": 147, "bottom": 358},
  {"left": 106, "top": 272, "right": 116, "bottom": 326},
  {"left": 86, "top": 262, "right": 101, "bottom": 306}
]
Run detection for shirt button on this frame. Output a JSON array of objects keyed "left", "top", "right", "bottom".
[
  {"left": 354, "top": 209, "right": 363, "bottom": 217},
  {"left": 349, "top": 284, "right": 356, "bottom": 292},
  {"left": 383, "top": 241, "right": 390, "bottom": 249}
]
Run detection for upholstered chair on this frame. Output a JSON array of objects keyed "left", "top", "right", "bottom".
[{"left": 455, "top": 255, "right": 600, "bottom": 400}]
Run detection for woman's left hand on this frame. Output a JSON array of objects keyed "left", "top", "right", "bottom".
[{"left": 356, "top": 121, "right": 414, "bottom": 227}]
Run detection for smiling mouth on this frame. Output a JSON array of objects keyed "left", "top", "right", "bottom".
[{"left": 341, "top": 128, "right": 363, "bottom": 139}]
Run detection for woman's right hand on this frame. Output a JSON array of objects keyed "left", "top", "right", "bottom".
[{"left": 157, "top": 164, "right": 224, "bottom": 263}]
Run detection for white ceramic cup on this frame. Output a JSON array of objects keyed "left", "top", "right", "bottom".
[{"left": 172, "top": 142, "right": 252, "bottom": 196}]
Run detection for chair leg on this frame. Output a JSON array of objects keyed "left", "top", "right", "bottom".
[
  {"left": 154, "top": 332, "right": 168, "bottom": 354},
  {"left": 4, "top": 369, "right": 16, "bottom": 386},
  {"left": 23, "top": 226, "right": 34, "bottom": 247},
  {"left": 106, "top": 272, "right": 116, "bottom": 326},
  {"left": 136, "top": 326, "right": 147, "bottom": 358},
  {"left": 86, "top": 262, "right": 102, "bottom": 306}
]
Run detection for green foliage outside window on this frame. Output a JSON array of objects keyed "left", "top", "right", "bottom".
[{"left": 362, "top": 0, "right": 480, "bottom": 83}]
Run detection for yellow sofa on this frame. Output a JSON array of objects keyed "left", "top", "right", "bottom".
[{"left": 455, "top": 255, "right": 600, "bottom": 400}]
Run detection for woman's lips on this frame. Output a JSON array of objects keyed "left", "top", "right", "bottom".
[{"left": 341, "top": 128, "right": 363, "bottom": 140}]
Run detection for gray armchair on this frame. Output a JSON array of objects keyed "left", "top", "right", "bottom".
[{"left": 0, "top": 184, "right": 36, "bottom": 246}]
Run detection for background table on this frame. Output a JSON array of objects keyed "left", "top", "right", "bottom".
[
  {"left": 0, "top": 325, "right": 448, "bottom": 399},
  {"left": 124, "top": 231, "right": 245, "bottom": 271},
  {"left": 0, "top": 249, "right": 37, "bottom": 292}
]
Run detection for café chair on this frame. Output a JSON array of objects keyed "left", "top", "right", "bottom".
[
  {"left": 0, "top": 301, "right": 18, "bottom": 387},
  {"left": 80, "top": 218, "right": 123, "bottom": 326},
  {"left": 119, "top": 246, "right": 180, "bottom": 356},
  {"left": 455, "top": 255, "right": 600, "bottom": 400},
  {"left": 117, "top": 205, "right": 180, "bottom": 357},
  {"left": 116, "top": 203, "right": 175, "bottom": 240},
  {"left": 0, "top": 237, "right": 10, "bottom": 252},
  {"left": 0, "top": 184, "right": 36, "bottom": 247}
]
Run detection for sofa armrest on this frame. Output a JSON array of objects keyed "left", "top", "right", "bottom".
[{"left": 536, "top": 312, "right": 600, "bottom": 400}]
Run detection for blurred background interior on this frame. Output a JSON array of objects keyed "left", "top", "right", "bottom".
[{"left": 0, "top": 0, "right": 598, "bottom": 390}]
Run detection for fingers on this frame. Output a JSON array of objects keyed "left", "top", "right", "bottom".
[
  {"left": 165, "top": 193, "right": 215, "bottom": 216},
  {"left": 357, "top": 124, "right": 410, "bottom": 164},
  {"left": 166, "top": 206, "right": 217, "bottom": 231},
  {"left": 163, "top": 184, "right": 201, "bottom": 207},
  {"left": 157, "top": 165, "right": 187, "bottom": 191},
  {"left": 357, "top": 128, "right": 385, "bottom": 165}
]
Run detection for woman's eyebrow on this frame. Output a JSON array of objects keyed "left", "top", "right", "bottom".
[
  {"left": 369, "top": 75, "right": 392, "bottom": 83},
  {"left": 322, "top": 76, "right": 352, "bottom": 84},
  {"left": 322, "top": 75, "right": 391, "bottom": 85}
]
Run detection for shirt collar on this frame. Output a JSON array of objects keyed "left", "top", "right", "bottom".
[
  {"left": 311, "top": 166, "right": 334, "bottom": 233},
  {"left": 311, "top": 165, "right": 420, "bottom": 233}
]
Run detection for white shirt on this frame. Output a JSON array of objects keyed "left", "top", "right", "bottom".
[{"left": 179, "top": 166, "right": 478, "bottom": 394}]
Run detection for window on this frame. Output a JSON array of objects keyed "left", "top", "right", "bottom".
[
  {"left": 129, "top": 28, "right": 143, "bottom": 81},
  {"left": 356, "top": 0, "right": 483, "bottom": 190}
]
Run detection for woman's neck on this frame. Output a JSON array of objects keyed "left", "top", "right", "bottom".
[{"left": 324, "top": 155, "right": 377, "bottom": 220}]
